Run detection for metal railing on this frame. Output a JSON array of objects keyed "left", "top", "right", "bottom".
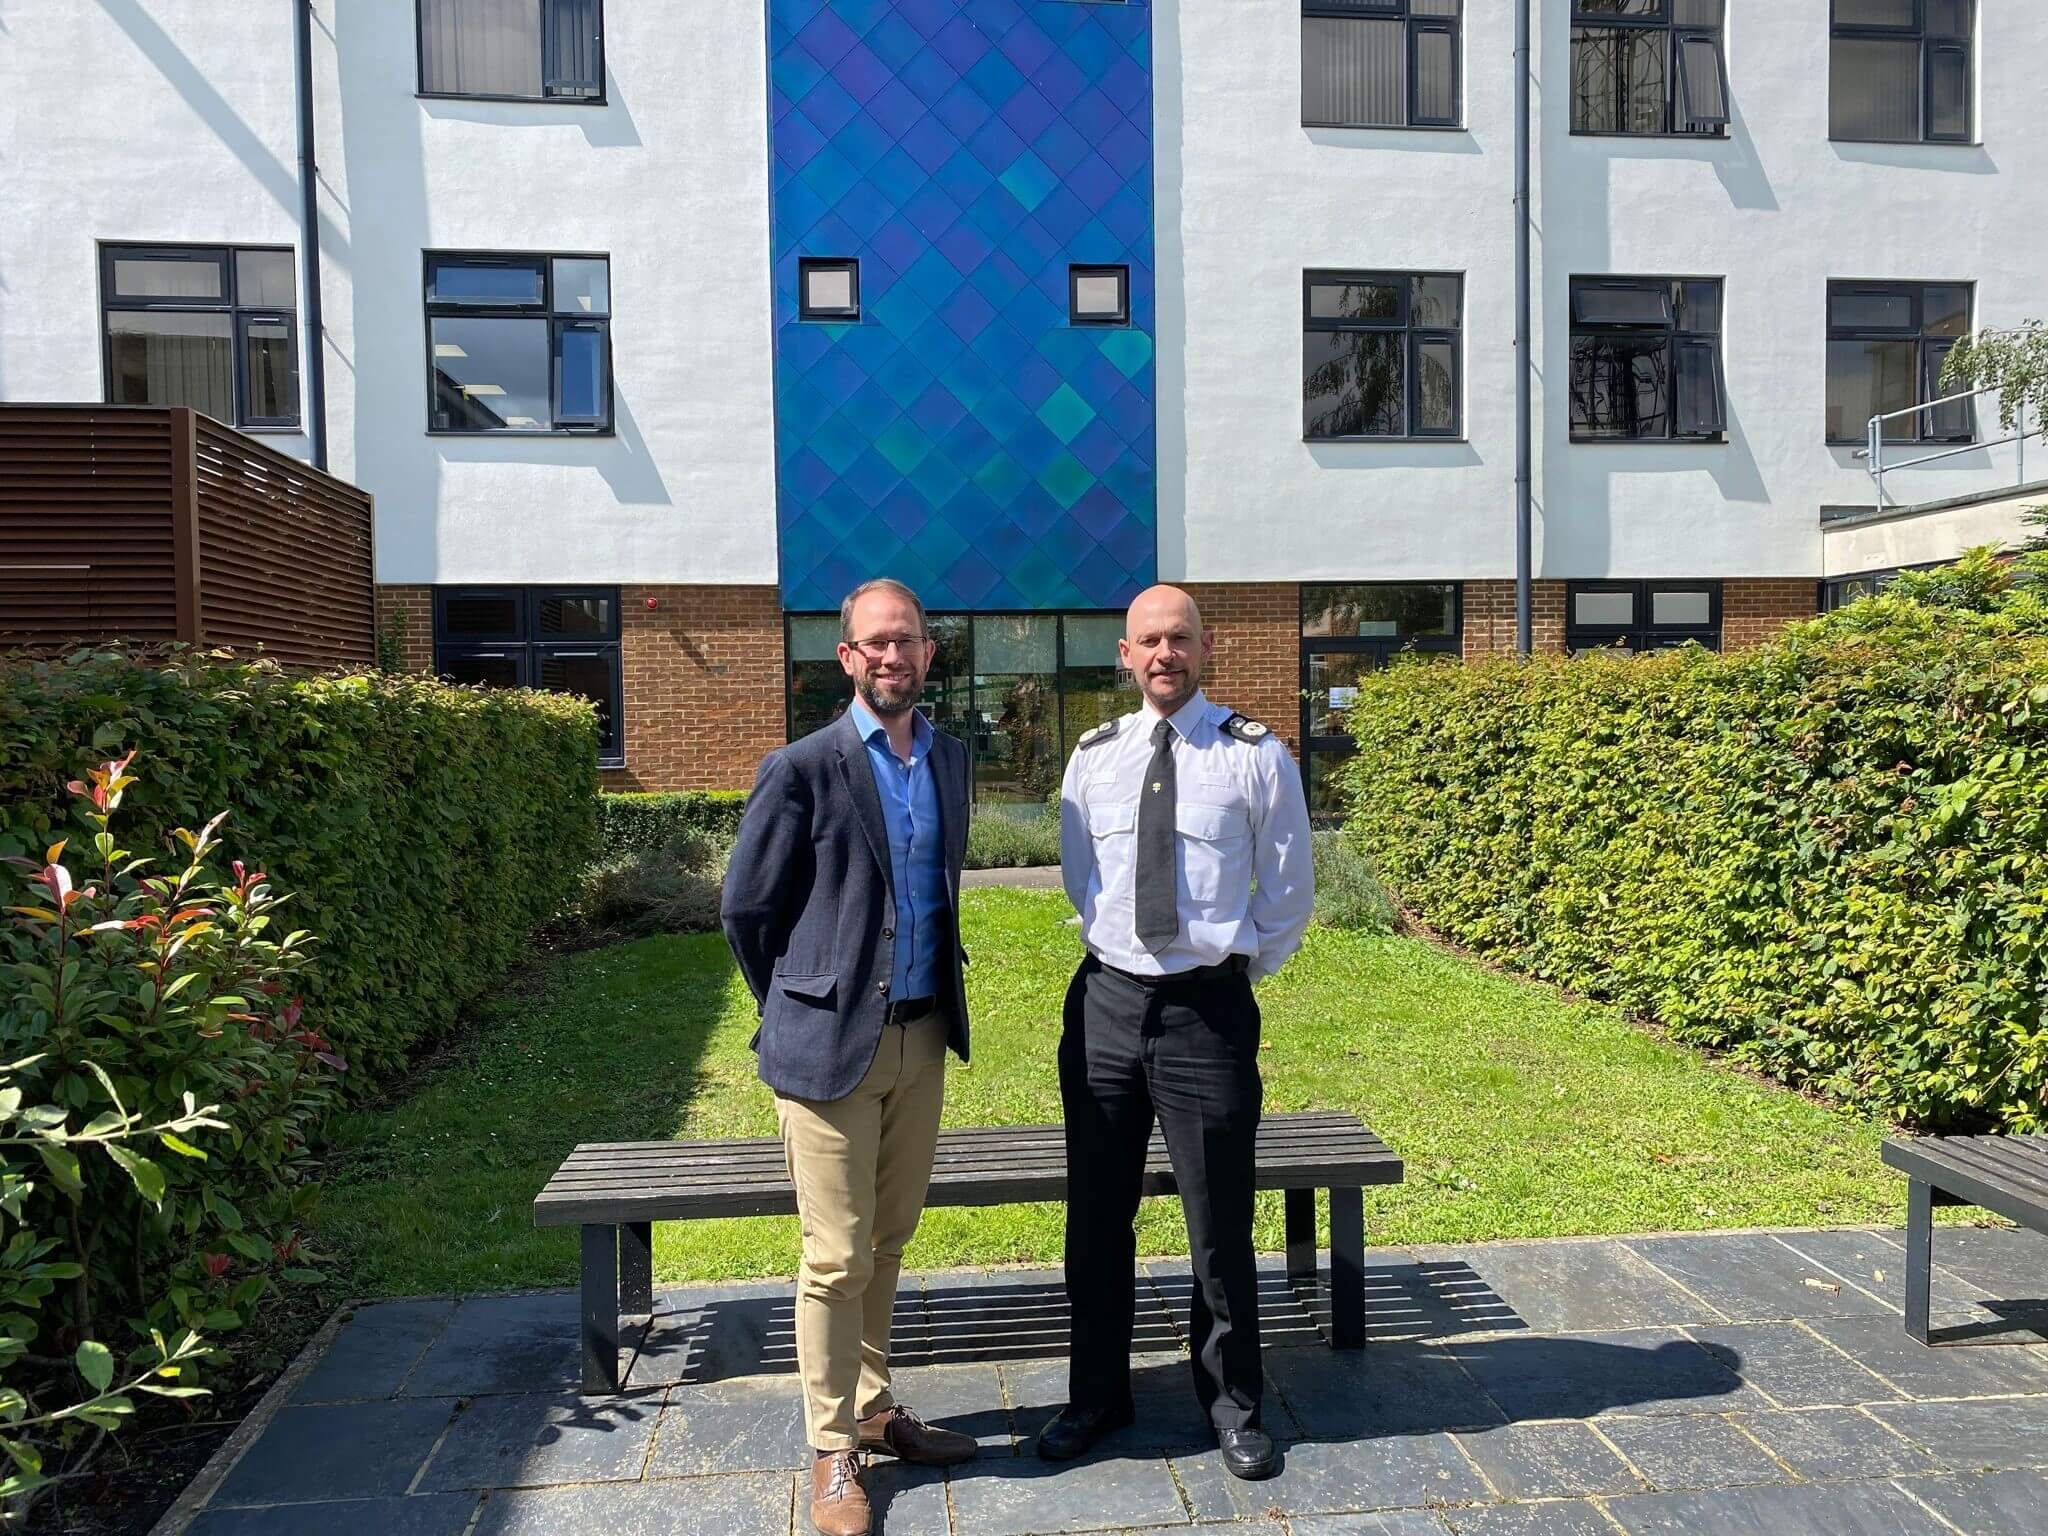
[{"left": 1863, "top": 383, "right": 2040, "bottom": 509}]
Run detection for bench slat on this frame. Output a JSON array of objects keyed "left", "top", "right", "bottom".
[
  {"left": 1881, "top": 1134, "right": 2048, "bottom": 1234},
  {"left": 563, "top": 1111, "right": 1368, "bottom": 1158}
]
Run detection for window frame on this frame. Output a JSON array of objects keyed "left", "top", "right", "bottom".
[
  {"left": 1565, "top": 580, "right": 1723, "bottom": 654},
  {"left": 433, "top": 586, "right": 624, "bottom": 766},
  {"left": 1569, "top": 1, "right": 1731, "bottom": 139},
  {"left": 798, "top": 258, "right": 862, "bottom": 323},
  {"left": 415, "top": 0, "right": 606, "bottom": 106},
  {"left": 1829, "top": 0, "right": 1975, "bottom": 145},
  {"left": 1825, "top": 279, "right": 1975, "bottom": 446},
  {"left": 423, "top": 250, "right": 614, "bottom": 436},
  {"left": 1301, "top": 1, "right": 1465, "bottom": 133},
  {"left": 1303, "top": 269, "right": 1464, "bottom": 443},
  {"left": 1069, "top": 264, "right": 1131, "bottom": 327},
  {"left": 1568, "top": 275, "right": 1727, "bottom": 444},
  {"left": 98, "top": 242, "right": 301, "bottom": 432}
]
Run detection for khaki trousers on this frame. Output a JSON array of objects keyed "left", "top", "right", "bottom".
[{"left": 775, "top": 1012, "right": 948, "bottom": 1450}]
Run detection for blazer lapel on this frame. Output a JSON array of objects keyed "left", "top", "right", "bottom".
[
  {"left": 833, "top": 712, "right": 893, "bottom": 895},
  {"left": 939, "top": 731, "right": 969, "bottom": 881}
]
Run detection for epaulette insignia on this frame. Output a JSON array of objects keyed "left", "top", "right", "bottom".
[
  {"left": 1077, "top": 718, "right": 1121, "bottom": 749},
  {"left": 1221, "top": 713, "right": 1271, "bottom": 743}
]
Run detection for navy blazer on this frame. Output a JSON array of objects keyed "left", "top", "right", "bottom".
[{"left": 721, "top": 709, "right": 971, "bottom": 1102}]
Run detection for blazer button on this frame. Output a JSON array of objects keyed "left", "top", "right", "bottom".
[
  {"left": 882, "top": 928, "right": 894, "bottom": 939},
  {"left": 877, "top": 982, "right": 890, "bottom": 996}
]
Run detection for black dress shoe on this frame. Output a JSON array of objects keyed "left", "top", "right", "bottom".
[
  {"left": 1034, "top": 1401, "right": 1135, "bottom": 1461},
  {"left": 1218, "top": 1426, "right": 1277, "bottom": 1480}
]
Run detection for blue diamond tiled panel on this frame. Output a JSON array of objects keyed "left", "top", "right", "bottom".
[{"left": 771, "top": 0, "right": 1157, "bottom": 612}]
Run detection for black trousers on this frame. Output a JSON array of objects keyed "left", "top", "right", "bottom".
[{"left": 1059, "top": 954, "right": 1263, "bottom": 1431}]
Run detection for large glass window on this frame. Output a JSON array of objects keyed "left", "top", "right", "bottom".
[
  {"left": 426, "top": 253, "right": 611, "bottom": 433},
  {"left": 1300, "top": 584, "right": 1461, "bottom": 822},
  {"left": 1825, "top": 281, "right": 1974, "bottom": 444},
  {"left": 1301, "top": 2, "right": 1463, "bottom": 130},
  {"left": 100, "top": 244, "right": 299, "bottom": 429},
  {"left": 418, "top": 0, "right": 602, "bottom": 101},
  {"left": 1565, "top": 581, "right": 1720, "bottom": 654},
  {"left": 1304, "top": 271, "right": 1463, "bottom": 440},
  {"left": 1569, "top": 277, "right": 1726, "bottom": 441},
  {"left": 1830, "top": 1, "right": 1973, "bottom": 144},
  {"left": 1571, "top": 1, "right": 1729, "bottom": 137},
  {"left": 434, "top": 586, "right": 622, "bottom": 763}
]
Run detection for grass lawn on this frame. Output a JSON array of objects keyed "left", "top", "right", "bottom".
[{"left": 309, "top": 889, "right": 1906, "bottom": 1298}]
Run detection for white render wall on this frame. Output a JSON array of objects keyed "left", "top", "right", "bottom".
[{"left": 1168, "top": 0, "right": 2048, "bottom": 583}]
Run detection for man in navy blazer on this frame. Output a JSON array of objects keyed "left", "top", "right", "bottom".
[{"left": 721, "top": 578, "right": 975, "bottom": 1536}]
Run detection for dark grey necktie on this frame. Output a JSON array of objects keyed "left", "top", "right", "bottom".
[{"left": 1135, "top": 717, "right": 1178, "bottom": 954}]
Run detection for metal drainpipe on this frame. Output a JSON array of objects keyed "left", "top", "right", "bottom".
[
  {"left": 295, "top": 0, "right": 329, "bottom": 471},
  {"left": 1514, "top": 0, "right": 1533, "bottom": 656}
]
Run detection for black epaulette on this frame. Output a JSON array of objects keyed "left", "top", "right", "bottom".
[
  {"left": 1220, "top": 713, "right": 1273, "bottom": 744},
  {"left": 1076, "top": 718, "right": 1121, "bottom": 750}
]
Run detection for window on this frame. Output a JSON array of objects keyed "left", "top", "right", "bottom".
[
  {"left": 100, "top": 245, "right": 299, "bottom": 429},
  {"left": 1571, "top": 2, "right": 1728, "bottom": 137},
  {"left": 1566, "top": 581, "right": 1720, "bottom": 653},
  {"left": 418, "top": 0, "right": 603, "bottom": 102},
  {"left": 434, "top": 586, "right": 622, "bottom": 763},
  {"left": 1830, "top": 1, "right": 1973, "bottom": 144},
  {"left": 1304, "top": 271, "right": 1463, "bottom": 440},
  {"left": 1300, "top": 584, "right": 1461, "bottom": 821},
  {"left": 1070, "top": 265, "right": 1130, "bottom": 327},
  {"left": 426, "top": 253, "right": 611, "bottom": 433},
  {"left": 1569, "top": 277, "right": 1726, "bottom": 441},
  {"left": 1302, "top": 2, "right": 1463, "bottom": 130},
  {"left": 799, "top": 259, "right": 861, "bottom": 322},
  {"left": 1825, "top": 281, "right": 1973, "bottom": 443}
]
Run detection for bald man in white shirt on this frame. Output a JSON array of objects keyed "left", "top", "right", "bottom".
[{"left": 1038, "top": 585, "right": 1314, "bottom": 1480}]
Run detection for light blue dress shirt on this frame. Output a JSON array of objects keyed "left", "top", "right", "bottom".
[{"left": 848, "top": 697, "right": 947, "bottom": 1003}]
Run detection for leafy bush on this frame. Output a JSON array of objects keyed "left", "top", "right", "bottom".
[
  {"left": 1311, "top": 830, "right": 1399, "bottom": 934},
  {"left": 0, "top": 759, "right": 334, "bottom": 1514},
  {"left": 598, "top": 792, "right": 748, "bottom": 859},
  {"left": 1338, "top": 575, "right": 2048, "bottom": 1133},
  {"left": 965, "top": 809, "right": 1061, "bottom": 869},
  {"left": 0, "top": 648, "right": 599, "bottom": 1088},
  {"left": 558, "top": 834, "right": 732, "bottom": 940}
]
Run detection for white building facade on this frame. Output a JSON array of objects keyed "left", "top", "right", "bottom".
[{"left": 4, "top": 1, "right": 2043, "bottom": 801}]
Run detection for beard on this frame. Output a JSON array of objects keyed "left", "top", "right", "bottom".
[
  {"left": 857, "top": 672, "right": 923, "bottom": 716},
  {"left": 1144, "top": 666, "right": 1197, "bottom": 711}
]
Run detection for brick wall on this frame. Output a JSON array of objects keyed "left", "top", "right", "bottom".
[
  {"left": 1463, "top": 579, "right": 1567, "bottom": 658},
  {"left": 606, "top": 585, "right": 785, "bottom": 792},
  {"left": 374, "top": 584, "right": 433, "bottom": 672},
  {"left": 1180, "top": 581, "right": 1303, "bottom": 755},
  {"left": 1723, "top": 577, "right": 1819, "bottom": 650}
]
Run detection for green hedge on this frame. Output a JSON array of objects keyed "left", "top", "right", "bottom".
[
  {"left": 598, "top": 790, "right": 749, "bottom": 856},
  {"left": 1337, "top": 606, "right": 2048, "bottom": 1133},
  {"left": 1, "top": 648, "right": 600, "bottom": 1087}
]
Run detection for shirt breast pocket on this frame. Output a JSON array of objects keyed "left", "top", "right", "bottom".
[
  {"left": 1175, "top": 801, "right": 1250, "bottom": 905},
  {"left": 1089, "top": 800, "right": 1137, "bottom": 841}
]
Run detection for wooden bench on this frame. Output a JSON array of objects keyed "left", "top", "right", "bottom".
[
  {"left": 535, "top": 1109, "right": 1403, "bottom": 1392},
  {"left": 1880, "top": 1133, "right": 2048, "bottom": 1344}
]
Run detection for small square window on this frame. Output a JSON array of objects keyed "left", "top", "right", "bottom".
[
  {"left": 1070, "top": 265, "right": 1130, "bottom": 326},
  {"left": 800, "top": 259, "right": 860, "bottom": 321}
]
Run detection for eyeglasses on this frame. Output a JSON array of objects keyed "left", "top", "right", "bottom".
[{"left": 847, "top": 634, "right": 929, "bottom": 660}]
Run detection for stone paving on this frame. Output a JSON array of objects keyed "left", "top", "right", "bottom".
[{"left": 158, "top": 1226, "right": 2048, "bottom": 1535}]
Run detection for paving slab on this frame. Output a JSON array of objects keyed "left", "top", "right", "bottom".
[
  {"left": 1769, "top": 1229, "right": 1976, "bottom": 1313},
  {"left": 1439, "top": 1330, "right": 1760, "bottom": 1423},
  {"left": 1290, "top": 1514, "right": 1452, "bottom": 1536},
  {"left": 1267, "top": 1338, "right": 1506, "bottom": 1439},
  {"left": 1729, "top": 1406, "right": 1940, "bottom": 1480},
  {"left": 1440, "top": 1503, "right": 1618, "bottom": 1536},
  {"left": 1895, "top": 1468, "right": 2048, "bottom": 1535},
  {"left": 1681, "top": 1320, "right": 1903, "bottom": 1408},
  {"left": 185, "top": 1495, "right": 479, "bottom": 1536},
  {"left": 863, "top": 1460, "right": 954, "bottom": 1536},
  {"left": 889, "top": 1361, "right": 1015, "bottom": 1455},
  {"left": 1005, "top": 1350, "right": 1221, "bottom": 1455},
  {"left": 1605, "top": 1476, "right": 1941, "bottom": 1533},
  {"left": 402, "top": 1292, "right": 584, "bottom": 1397},
  {"left": 291, "top": 1299, "right": 456, "bottom": 1404},
  {"left": 1803, "top": 1314, "right": 2048, "bottom": 1400},
  {"left": 467, "top": 1472, "right": 795, "bottom": 1536},
  {"left": 415, "top": 1388, "right": 661, "bottom": 1491},
  {"left": 1146, "top": 1257, "right": 1326, "bottom": 1351},
  {"left": 1922, "top": 1224, "right": 2048, "bottom": 1303},
  {"left": 1591, "top": 1413, "right": 1789, "bottom": 1491},
  {"left": 1452, "top": 1421, "right": 1641, "bottom": 1500},
  {"left": 1865, "top": 1396, "right": 2048, "bottom": 1471},
  {"left": 632, "top": 1281, "right": 801, "bottom": 1386},
  {"left": 1175, "top": 1433, "right": 1492, "bottom": 1521},
  {"left": 943, "top": 1451, "right": 1189, "bottom": 1535},
  {"left": 648, "top": 1375, "right": 808, "bottom": 1475},
  {"left": 208, "top": 1398, "right": 457, "bottom": 1506},
  {"left": 1423, "top": 1239, "right": 1715, "bottom": 1334},
  {"left": 1623, "top": 1234, "right": 1895, "bottom": 1322}
]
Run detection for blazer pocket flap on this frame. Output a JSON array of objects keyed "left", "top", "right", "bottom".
[{"left": 776, "top": 971, "right": 838, "bottom": 1002}]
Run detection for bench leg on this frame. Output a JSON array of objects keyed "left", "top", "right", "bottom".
[
  {"left": 1330, "top": 1185, "right": 1365, "bottom": 1350},
  {"left": 621, "top": 1221, "right": 654, "bottom": 1316},
  {"left": 1285, "top": 1188, "right": 1316, "bottom": 1283},
  {"left": 1904, "top": 1179, "right": 1933, "bottom": 1346},
  {"left": 581, "top": 1224, "right": 621, "bottom": 1393}
]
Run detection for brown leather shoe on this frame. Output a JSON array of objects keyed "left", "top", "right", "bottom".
[
  {"left": 809, "top": 1449, "right": 870, "bottom": 1536},
  {"left": 856, "top": 1402, "right": 978, "bottom": 1465}
]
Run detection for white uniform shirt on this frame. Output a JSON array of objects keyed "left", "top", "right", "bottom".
[{"left": 1059, "top": 690, "right": 1316, "bottom": 981}]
